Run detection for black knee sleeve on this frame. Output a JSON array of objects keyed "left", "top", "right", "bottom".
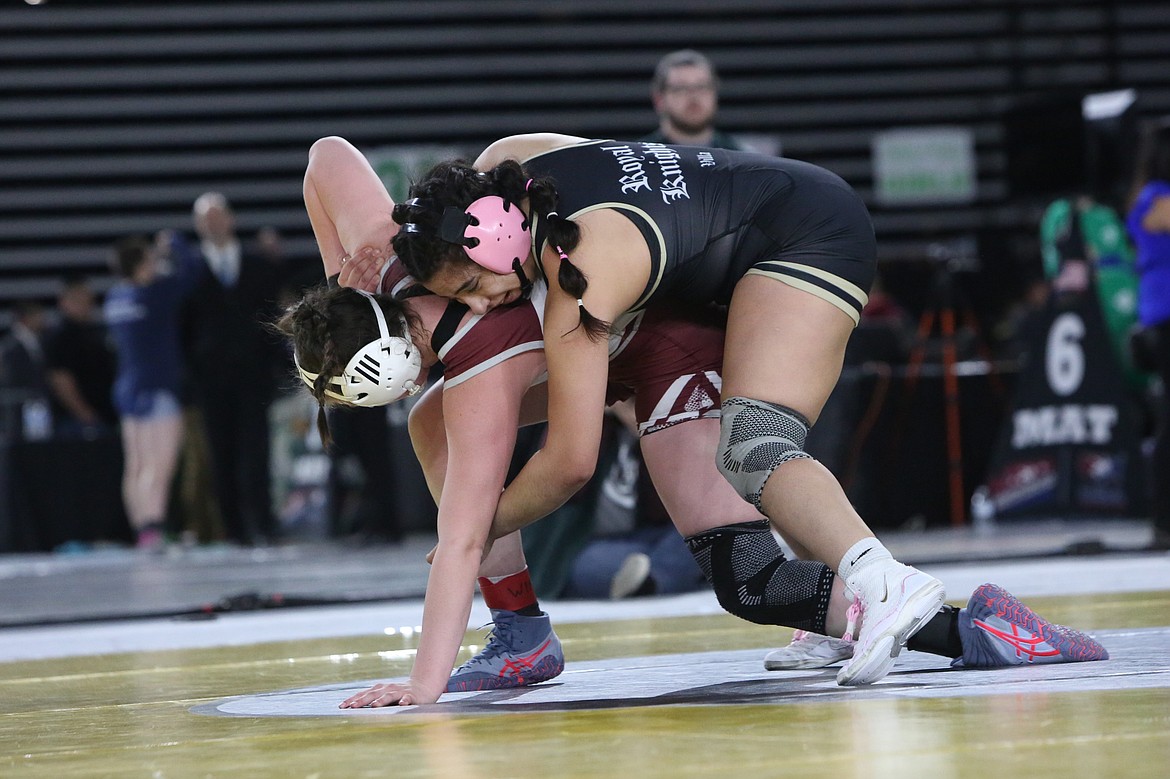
[{"left": 685, "top": 520, "right": 835, "bottom": 634}]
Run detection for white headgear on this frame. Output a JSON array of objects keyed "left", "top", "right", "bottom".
[{"left": 294, "top": 290, "right": 423, "bottom": 407}]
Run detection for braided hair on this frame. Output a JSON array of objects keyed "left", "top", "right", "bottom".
[
  {"left": 272, "top": 283, "right": 417, "bottom": 447},
  {"left": 392, "top": 158, "right": 611, "bottom": 340}
]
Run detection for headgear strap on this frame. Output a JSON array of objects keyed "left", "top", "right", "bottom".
[{"left": 438, "top": 205, "right": 479, "bottom": 247}]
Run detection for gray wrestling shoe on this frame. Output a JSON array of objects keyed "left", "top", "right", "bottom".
[
  {"left": 952, "top": 583, "right": 1108, "bottom": 668},
  {"left": 446, "top": 609, "right": 565, "bottom": 692}
]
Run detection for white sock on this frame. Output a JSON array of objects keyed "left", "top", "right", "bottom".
[
  {"left": 837, "top": 538, "right": 892, "bottom": 580},
  {"left": 481, "top": 566, "right": 528, "bottom": 584}
]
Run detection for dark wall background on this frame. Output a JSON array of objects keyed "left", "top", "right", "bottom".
[{"left": 2, "top": 0, "right": 1169, "bottom": 327}]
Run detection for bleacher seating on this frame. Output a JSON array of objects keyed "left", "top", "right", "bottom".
[{"left": 1, "top": 0, "right": 1168, "bottom": 318}]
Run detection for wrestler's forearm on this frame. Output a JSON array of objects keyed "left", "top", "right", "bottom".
[
  {"left": 407, "top": 385, "right": 448, "bottom": 505},
  {"left": 409, "top": 543, "right": 482, "bottom": 699},
  {"left": 490, "top": 446, "right": 592, "bottom": 539}
]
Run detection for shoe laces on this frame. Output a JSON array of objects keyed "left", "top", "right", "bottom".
[
  {"left": 841, "top": 561, "right": 891, "bottom": 642},
  {"left": 841, "top": 597, "right": 863, "bottom": 644},
  {"left": 467, "top": 616, "right": 517, "bottom": 663}
]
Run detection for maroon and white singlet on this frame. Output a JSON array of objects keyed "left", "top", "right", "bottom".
[{"left": 406, "top": 264, "right": 726, "bottom": 435}]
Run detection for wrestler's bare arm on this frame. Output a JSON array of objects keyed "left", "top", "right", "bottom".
[
  {"left": 303, "top": 135, "right": 397, "bottom": 290},
  {"left": 412, "top": 375, "right": 550, "bottom": 567},
  {"left": 407, "top": 379, "right": 449, "bottom": 504},
  {"left": 407, "top": 365, "right": 530, "bottom": 701},
  {"left": 489, "top": 211, "right": 650, "bottom": 539},
  {"left": 342, "top": 351, "right": 544, "bottom": 708},
  {"left": 474, "top": 133, "right": 589, "bottom": 170},
  {"left": 407, "top": 362, "right": 547, "bottom": 505}
]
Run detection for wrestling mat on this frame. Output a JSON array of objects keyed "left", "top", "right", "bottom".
[{"left": 195, "top": 627, "right": 1169, "bottom": 719}]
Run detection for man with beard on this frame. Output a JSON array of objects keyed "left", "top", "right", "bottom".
[{"left": 642, "top": 49, "right": 745, "bottom": 151}]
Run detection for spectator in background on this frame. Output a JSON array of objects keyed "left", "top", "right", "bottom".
[
  {"left": 258, "top": 224, "right": 320, "bottom": 291},
  {"left": 43, "top": 275, "right": 117, "bottom": 440},
  {"left": 528, "top": 50, "right": 753, "bottom": 590},
  {"left": 254, "top": 226, "right": 285, "bottom": 266},
  {"left": 991, "top": 274, "right": 1051, "bottom": 362},
  {"left": 643, "top": 49, "right": 745, "bottom": 151},
  {"left": 1125, "top": 117, "right": 1170, "bottom": 550},
  {"left": 104, "top": 233, "right": 205, "bottom": 550},
  {"left": 0, "top": 301, "right": 51, "bottom": 441},
  {"left": 184, "top": 192, "right": 283, "bottom": 546}
]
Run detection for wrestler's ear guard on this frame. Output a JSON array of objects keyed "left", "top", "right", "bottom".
[{"left": 437, "top": 196, "right": 531, "bottom": 274}]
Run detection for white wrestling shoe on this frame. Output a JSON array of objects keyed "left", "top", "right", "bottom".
[
  {"left": 764, "top": 630, "right": 854, "bottom": 670},
  {"left": 835, "top": 560, "right": 946, "bottom": 686}
]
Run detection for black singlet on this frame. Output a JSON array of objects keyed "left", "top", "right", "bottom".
[{"left": 521, "top": 140, "right": 876, "bottom": 322}]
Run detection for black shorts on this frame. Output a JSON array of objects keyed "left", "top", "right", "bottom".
[{"left": 744, "top": 179, "right": 876, "bottom": 325}]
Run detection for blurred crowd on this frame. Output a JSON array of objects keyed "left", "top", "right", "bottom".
[
  {"left": 0, "top": 193, "right": 322, "bottom": 550},
  {"left": 1, "top": 48, "right": 1166, "bottom": 575}
]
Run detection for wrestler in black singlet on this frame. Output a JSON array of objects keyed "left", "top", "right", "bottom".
[{"left": 522, "top": 140, "right": 877, "bottom": 325}]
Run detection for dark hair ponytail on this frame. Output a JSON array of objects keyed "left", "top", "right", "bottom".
[
  {"left": 275, "top": 296, "right": 341, "bottom": 448},
  {"left": 524, "top": 175, "right": 611, "bottom": 341},
  {"left": 272, "top": 284, "right": 416, "bottom": 448}
]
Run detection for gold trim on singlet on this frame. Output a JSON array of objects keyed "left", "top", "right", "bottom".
[
  {"left": 521, "top": 141, "right": 667, "bottom": 313},
  {"left": 772, "top": 260, "right": 869, "bottom": 309},
  {"left": 549, "top": 203, "right": 666, "bottom": 312},
  {"left": 744, "top": 268, "right": 866, "bottom": 326},
  {"left": 521, "top": 141, "right": 604, "bottom": 286}
]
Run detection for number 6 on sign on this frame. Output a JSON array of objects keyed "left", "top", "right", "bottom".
[{"left": 1046, "top": 313, "right": 1085, "bottom": 397}]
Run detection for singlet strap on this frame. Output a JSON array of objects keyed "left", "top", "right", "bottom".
[{"left": 430, "top": 300, "right": 470, "bottom": 355}]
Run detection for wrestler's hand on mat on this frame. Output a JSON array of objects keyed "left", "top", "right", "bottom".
[
  {"left": 337, "top": 245, "right": 386, "bottom": 293},
  {"left": 340, "top": 679, "right": 438, "bottom": 708}
]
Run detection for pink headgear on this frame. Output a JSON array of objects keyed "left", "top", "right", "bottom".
[{"left": 436, "top": 196, "right": 531, "bottom": 274}]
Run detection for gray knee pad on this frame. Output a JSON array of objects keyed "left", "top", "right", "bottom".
[
  {"left": 685, "top": 520, "right": 834, "bottom": 633},
  {"left": 717, "top": 397, "right": 813, "bottom": 509}
]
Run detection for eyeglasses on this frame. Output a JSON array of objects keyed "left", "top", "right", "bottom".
[{"left": 662, "top": 82, "right": 716, "bottom": 96}]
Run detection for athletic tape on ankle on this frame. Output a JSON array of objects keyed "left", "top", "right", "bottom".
[{"left": 478, "top": 569, "right": 536, "bottom": 612}]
